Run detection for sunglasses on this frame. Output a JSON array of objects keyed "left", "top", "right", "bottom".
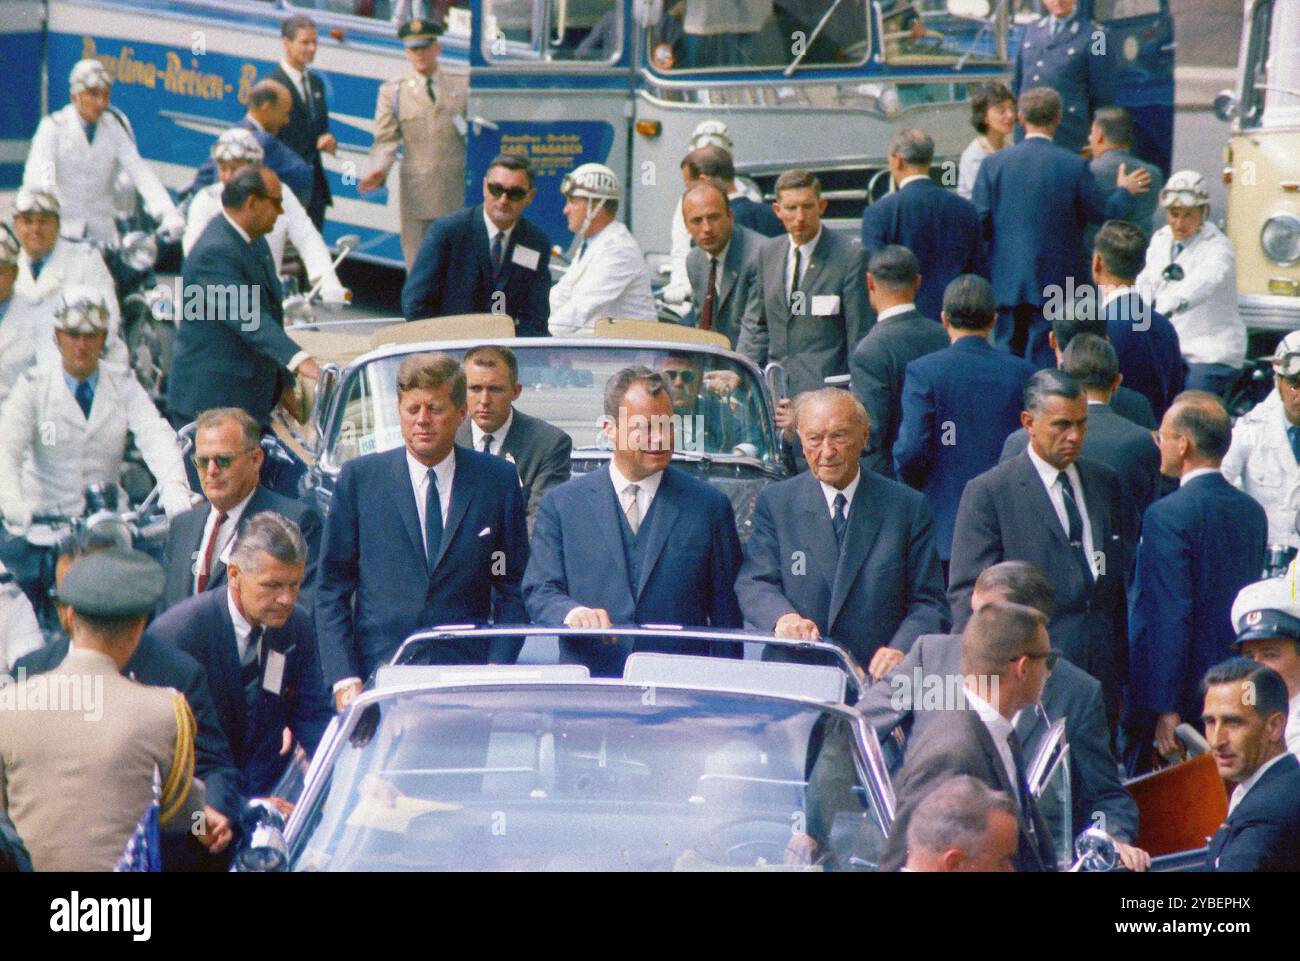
[
  {"left": 486, "top": 182, "right": 529, "bottom": 202},
  {"left": 662, "top": 369, "right": 696, "bottom": 384},
  {"left": 194, "top": 448, "right": 255, "bottom": 472},
  {"left": 1014, "top": 650, "right": 1062, "bottom": 669}
]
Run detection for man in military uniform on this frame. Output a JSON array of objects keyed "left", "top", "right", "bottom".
[
  {"left": 360, "top": 17, "right": 469, "bottom": 270},
  {"left": 1012, "top": 0, "right": 1115, "bottom": 155},
  {"left": 0, "top": 548, "right": 211, "bottom": 871}
]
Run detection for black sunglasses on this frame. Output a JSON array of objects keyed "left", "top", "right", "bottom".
[
  {"left": 662, "top": 369, "right": 696, "bottom": 384},
  {"left": 194, "top": 449, "right": 255, "bottom": 472},
  {"left": 1013, "top": 650, "right": 1062, "bottom": 669},
  {"left": 486, "top": 182, "right": 529, "bottom": 202}
]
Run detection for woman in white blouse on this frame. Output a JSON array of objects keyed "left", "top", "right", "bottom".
[{"left": 957, "top": 81, "right": 1016, "bottom": 200}]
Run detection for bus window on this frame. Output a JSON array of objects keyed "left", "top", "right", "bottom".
[
  {"left": 483, "top": 0, "right": 623, "bottom": 63},
  {"left": 877, "top": 0, "right": 1006, "bottom": 66},
  {"left": 646, "top": 0, "right": 871, "bottom": 73},
  {"left": 1240, "top": 0, "right": 1300, "bottom": 129}
]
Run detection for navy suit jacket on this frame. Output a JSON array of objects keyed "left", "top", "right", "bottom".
[
  {"left": 158, "top": 485, "right": 323, "bottom": 615},
  {"left": 11, "top": 634, "right": 243, "bottom": 819},
  {"left": 860, "top": 178, "right": 985, "bottom": 321},
  {"left": 857, "top": 631, "right": 1139, "bottom": 842},
  {"left": 188, "top": 117, "right": 313, "bottom": 205},
  {"left": 730, "top": 196, "right": 784, "bottom": 237},
  {"left": 1103, "top": 291, "right": 1185, "bottom": 421},
  {"left": 893, "top": 336, "right": 1037, "bottom": 559},
  {"left": 736, "top": 469, "right": 950, "bottom": 666},
  {"left": 270, "top": 65, "right": 332, "bottom": 212},
  {"left": 972, "top": 137, "right": 1133, "bottom": 308},
  {"left": 167, "top": 215, "right": 300, "bottom": 427},
  {"left": 949, "top": 454, "right": 1129, "bottom": 707},
  {"left": 1207, "top": 753, "right": 1300, "bottom": 872},
  {"left": 401, "top": 205, "right": 552, "bottom": 335},
  {"left": 146, "top": 590, "right": 332, "bottom": 798},
  {"left": 522, "top": 465, "right": 742, "bottom": 674},
  {"left": 1127, "top": 473, "right": 1267, "bottom": 722},
  {"left": 316, "top": 445, "right": 529, "bottom": 684}
]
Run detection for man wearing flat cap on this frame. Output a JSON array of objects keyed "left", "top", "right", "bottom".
[
  {"left": 0, "top": 548, "right": 212, "bottom": 871},
  {"left": 360, "top": 16, "right": 468, "bottom": 269},
  {"left": 1231, "top": 574, "right": 1300, "bottom": 758}
]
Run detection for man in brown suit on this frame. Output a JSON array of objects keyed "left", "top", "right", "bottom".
[
  {"left": 360, "top": 17, "right": 468, "bottom": 269},
  {"left": 0, "top": 549, "right": 210, "bottom": 871}
]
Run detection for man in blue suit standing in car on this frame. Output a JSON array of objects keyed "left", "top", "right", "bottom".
[
  {"left": 523, "top": 366, "right": 743, "bottom": 676},
  {"left": 316, "top": 353, "right": 529, "bottom": 710}
]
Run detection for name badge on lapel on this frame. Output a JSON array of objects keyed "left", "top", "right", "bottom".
[
  {"left": 811, "top": 295, "right": 841, "bottom": 316},
  {"left": 511, "top": 245, "right": 541, "bottom": 271},
  {"left": 263, "top": 649, "right": 287, "bottom": 696}
]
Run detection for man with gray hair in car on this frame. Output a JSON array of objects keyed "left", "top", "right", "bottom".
[{"left": 903, "top": 776, "right": 1020, "bottom": 872}]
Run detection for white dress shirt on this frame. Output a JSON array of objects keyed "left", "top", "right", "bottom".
[
  {"left": 608, "top": 460, "right": 664, "bottom": 529},
  {"left": 406, "top": 447, "right": 455, "bottom": 555},
  {"left": 964, "top": 686, "right": 1021, "bottom": 806},
  {"left": 470, "top": 408, "right": 514, "bottom": 457},
  {"left": 1227, "top": 751, "right": 1290, "bottom": 816},
  {"left": 278, "top": 60, "right": 314, "bottom": 115},
  {"left": 895, "top": 173, "right": 930, "bottom": 190},
  {"left": 226, "top": 586, "right": 262, "bottom": 667},
  {"left": 1180, "top": 466, "right": 1221, "bottom": 487},
  {"left": 1026, "top": 445, "right": 1097, "bottom": 579},
  {"left": 875, "top": 303, "right": 917, "bottom": 324},
  {"left": 194, "top": 486, "right": 257, "bottom": 591},
  {"left": 786, "top": 227, "right": 822, "bottom": 297},
  {"left": 819, "top": 470, "right": 860, "bottom": 523},
  {"left": 483, "top": 209, "right": 515, "bottom": 264}
]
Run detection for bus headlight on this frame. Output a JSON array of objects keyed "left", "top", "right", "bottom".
[{"left": 1261, "top": 214, "right": 1300, "bottom": 266}]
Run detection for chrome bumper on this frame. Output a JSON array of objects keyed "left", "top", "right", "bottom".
[{"left": 1241, "top": 293, "right": 1300, "bottom": 333}]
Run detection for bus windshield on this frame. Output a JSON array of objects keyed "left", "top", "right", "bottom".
[{"left": 1241, "top": 0, "right": 1300, "bottom": 129}]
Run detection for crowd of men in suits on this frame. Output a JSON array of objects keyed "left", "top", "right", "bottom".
[{"left": 6, "top": 3, "right": 1300, "bottom": 875}]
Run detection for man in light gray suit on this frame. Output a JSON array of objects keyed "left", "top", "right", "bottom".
[
  {"left": 1085, "top": 107, "right": 1163, "bottom": 251},
  {"left": 857, "top": 560, "right": 1150, "bottom": 871},
  {"left": 682, "top": 179, "right": 762, "bottom": 348},
  {"left": 737, "top": 169, "right": 870, "bottom": 406},
  {"left": 455, "top": 345, "right": 571, "bottom": 533}
]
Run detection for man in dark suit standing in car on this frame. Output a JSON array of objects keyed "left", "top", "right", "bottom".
[
  {"left": 272, "top": 14, "right": 334, "bottom": 228},
  {"left": 736, "top": 389, "right": 949, "bottom": 681},
  {"left": 860, "top": 128, "right": 984, "bottom": 323},
  {"left": 159, "top": 407, "right": 322, "bottom": 613},
  {"left": 850, "top": 246, "right": 948, "bottom": 479},
  {"left": 317, "top": 353, "right": 530, "bottom": 709},
  {"left": 523, "top": 367, "right": 743, "bottom": 676},
  {"left": 683, "top": 179, "right": 762, "bottom": 348},
  {"left": 454, "top": 346, "right": 571, "bottom": 533},
  {"left": 949, "top": 369, "right": 1130, "bottom": 728},
  {"left": 402, "top": 154, "right": 552, "bottom": 335},
  {"left": 167, "top": 166, "right": 322, "bottom": 431}
]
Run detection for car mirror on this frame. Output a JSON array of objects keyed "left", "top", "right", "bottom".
[{"left": 1213, "top": 91, "right": 1237, "bottom": 123}]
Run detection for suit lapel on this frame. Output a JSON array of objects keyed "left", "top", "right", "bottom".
[
  {"left": 717, "top": 236, "right": 744, "bottom": 310},
  {"left": 471, "top": 207, "right": 497, "bottom": 291},
  {"left": 635, "top": 469, "right": 680, "bottom": 600},
  {"left": 1014, "top": 455, "right": 1072, "bottom": 551},
  {"left": 1076, "top": 461, "right": 1107, "bottom": 584},
  {"left": 385, "top": 448, "right": 428, "bottom": 567},
  {"left": 797, "top": 474, "right": 839, "bottom": 599},
  {"left": 213, "top": 594, "right": 251, "bottom": 752},
  {"left": 590, "top": 469, "right": 632, "bottom": 594},
  {"left": 432, "top": 446, "right": 474, "bottom": 573},
  {"left": 829, "top": 474, "right": 883, "bottom": 630}
]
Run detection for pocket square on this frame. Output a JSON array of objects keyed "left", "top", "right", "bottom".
[{"left": 478, "top": 527, "right": 492, "bottom": 537}]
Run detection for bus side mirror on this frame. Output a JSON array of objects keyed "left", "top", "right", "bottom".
[{"left": 1213, "top": 91, "right": 1238, "bottom": 123}]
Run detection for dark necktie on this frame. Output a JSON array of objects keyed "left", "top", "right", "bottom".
[
  {"left": 300, "top": 73, "right": 314, "bottom": 120},
  {"left": 1007, "top": 729, "right": 1049, "bottom": 867},
  {"left": 241, "top": 626, "right": 266, "bottom": 714},
  {"left": 789, "top": 246, "right": 802, "bottom": 308},
  {"left": 491, "top": 231, "right": 505, "bottom": 276},
  {"left": 481, "top": 433, "right": 494, "bottom": 455},
  {"left": 831, "top": 492, "right": 847, "bottom": 550},
  {"left": 424, "top": 467, "right": 443, "bottom": 574},
  {"left": 196, "top": 510, "right": 229, "bottom": 593},
  {"left": 700, "top": 257, "right": 718, "bottom": 331},
  {"left": 426, "top": 76, "right": 436, "bottom": 104},
  {"left": 577, "top": 240, "right": 588, "bottom": 262},
  {"left": 1056, "top": 471, "right": 1092, "bottom": 580},
  {"left": 1172, "top": 241, "right": 1184, "bottom": 261},
  {"left": 30, "top": 258, "right": 44, "bottom": 281},
  {"left": 1288, "top": 426, "right": 1300, "bottom": 464},
  {"left": 85, "top": 121, "right": 96, "bottom": 145},
  {"left": 74, "top": 379, "right": 94, "bottom": 419}
]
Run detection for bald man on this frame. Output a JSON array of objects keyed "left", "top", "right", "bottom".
[{"left": 736, "top": 388, "right": 950, "bottom": 680}]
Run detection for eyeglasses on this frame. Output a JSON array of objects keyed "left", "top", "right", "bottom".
[
  {"left": 661, "top": 369, "right": 696, "bottom": 384},
  {"left": 1013, "top": 650, "right": 1062, "bottom": 669},
  {"left": 486, "top": 182, "right": 529, "bottom": 202},
  {"left": 194, "top": 448, "right": 256, "bottom": 472}
]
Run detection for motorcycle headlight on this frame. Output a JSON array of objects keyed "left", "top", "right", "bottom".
[{"left": 1261, "top": 214, "right": 1300, "bottom": 266}]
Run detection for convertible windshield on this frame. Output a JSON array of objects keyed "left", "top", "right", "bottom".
[
  {"left": 291, "top": 687, "right": 885, "bottom": 871},
  {"left": 325, "top": 344, "right": 777, "bottom": 466}
]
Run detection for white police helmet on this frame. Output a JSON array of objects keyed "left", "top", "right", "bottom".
[
  {"left": 1159, "top": 170, "right": 1210, "bottom": 209},
  {"left": 69, "top": 58, "right": 113, "bottom": 95},
  {"left": 0, "top": 224, "right": 19, "bottom": 268},
  {"left": 53, "top": 285, "right": 111, "bottom": 335},
  {"left": 211, "top": 127, "right": 265, "bottom": 165},
  {"left": 690, "top": 120, "right": 734, "bottom": 153},
  {"left": 560, "top": 163, "right": 621, "bottom": 203},
  {"left": 14, "top": 187, "right": 60, "bottom": 218}
]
